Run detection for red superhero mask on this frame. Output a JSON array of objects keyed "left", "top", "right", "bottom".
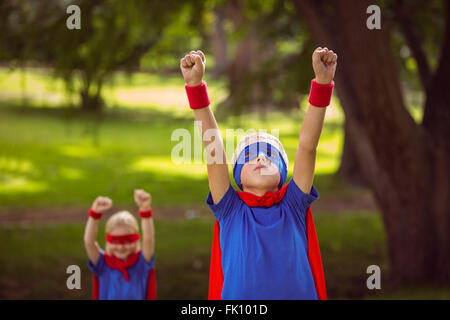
[{"left": 106, "top": 233, "right": 140, "bottom": 244}]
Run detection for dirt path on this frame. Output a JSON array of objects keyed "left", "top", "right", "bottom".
[
  {"left": 0, "top": 194, "right": 378, "bottom": 226},
  {"left": 0, "top": 206, "right": 211, "bottom": 226}
]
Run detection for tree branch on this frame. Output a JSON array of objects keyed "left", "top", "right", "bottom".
[
  {"left": 290, "top": 0, "right": 331, "bottom": 44},
  {"left": 422, "top": 0, "right": 450, "bottom": 148},
  {"left": 395, "top": 0, "right": 431, "bottom": 90}
]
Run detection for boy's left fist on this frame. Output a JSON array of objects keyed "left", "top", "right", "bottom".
[
  {"left": 180, "top": 50, "right": 206, "bottom": 87},
  {"left": 134, "top": 189, "right": 152, "bottom": 211},
  {"left": 91, "top": 196, "right": 113, "bottom": 213},
  {"left": 312, "top": 47, "right": 337, "bottom": 84}
]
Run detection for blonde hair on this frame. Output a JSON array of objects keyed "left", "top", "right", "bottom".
[
  {"left": 105, "top": 211, "right": 140, "bottom": 254},
  {"left": 105, "top": 211, "right": 139, "bottom": 234}
]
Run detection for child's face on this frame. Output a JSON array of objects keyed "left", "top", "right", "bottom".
[
  {"left": 106, "top": 225, "right": 139, "bottom": 261},
  {"left": 240, "top": 153, "right": 280, "bottom": 192}
]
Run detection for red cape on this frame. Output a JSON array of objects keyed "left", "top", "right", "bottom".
[
  {"left": 92, "top": 252, "right": 157, "bottom": 300},
  {"left": 208, "top": 186, "right": 327, "bottom": 300}
]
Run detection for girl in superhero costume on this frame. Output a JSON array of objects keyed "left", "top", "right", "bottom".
[{"left": 84, "top": 189, "right": 156, "bottom": 300}]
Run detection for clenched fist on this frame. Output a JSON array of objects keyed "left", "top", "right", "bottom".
[
  {"left": 91, "top": 196, "right": 113, "bottom": 213},
  {"left": 312, "top": 47, "right": 338, "bottom": 85},
  {"left": 134, "top": 189, "right": 152, "bottom": 211},
  {"left": 180, "top": 50, "right": 206, "bottom": 87}
]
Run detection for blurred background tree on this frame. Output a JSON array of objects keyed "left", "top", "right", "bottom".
[
  {"left": 211, "top": 0, "right": 316, "bottom": 115},
  {"left": 291, "top": 0, "right": 449, "bottom": 284},
  {"left": 0, "top": 0, "right": 208, "bottom": 111}
]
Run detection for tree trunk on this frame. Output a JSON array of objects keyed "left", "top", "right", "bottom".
[
  {"left": 80, "top": 74, "right": 103, "bottom": 111},
  {"left": 220, "top": 0, "right": 276, "bottom": 114},
  {"left": 292, "top": 0, "right": 450, "bottom": 284},
  {"left": 211, "top": 6, "right": 228, "bottom": 78},
  {"left": 421, "top": 0, "right": 450, "bottom": 279},
  {"left": 80, "top": 90, "right": 103, "bottom": 111},
  {"left": 338, "top": 120, "right": 367, "bottom": 187}
]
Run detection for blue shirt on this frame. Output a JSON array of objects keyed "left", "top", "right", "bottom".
[
  {"left": 206, "top": 178, "right": 319, "bottom": 300},
  {"left": 88, "top": 250, "right": 155, "bottom": 300}
]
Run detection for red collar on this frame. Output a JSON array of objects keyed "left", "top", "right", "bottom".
[
  {"left": 104, "top": 251, "right": 140, "bottom": 281},
  {"left": 237, "top": 184, "right": 288, "bottom": 207}
]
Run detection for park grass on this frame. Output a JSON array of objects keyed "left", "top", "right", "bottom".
[
  {"left": 0, "top": 217, "right": 213, "bottom": 299},
  {"left": 0, "top": 106, "right": 208, "bottom": 209},
  {"left": 0, "top": 211, "right": 384, "bottom": 300},
  {"left": 2, "top": 211, "right": 448, "bottom": 299},
  {"left": 0, "top": 102, "right": 344, "bottom": 210}
]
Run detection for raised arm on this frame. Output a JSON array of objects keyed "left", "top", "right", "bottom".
[
  {"left": 134, "top": 189, "right": 154, "bottom": 263},
  {"left": 180, "top": 50, "right": 230, "bottom": 204},
  {"left": 84, "top": 196, "right": 112, "bottom": 265},
  {"left": 293, "top": 47, "right": 337, "bottom": 194}
]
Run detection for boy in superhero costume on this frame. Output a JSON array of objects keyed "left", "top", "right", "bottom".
[
  {"left": 84, "top": 189, "right": 156, "bottom": 300},
  {"left": 180, "top": 47, "right": 337, "bottom": 299}
]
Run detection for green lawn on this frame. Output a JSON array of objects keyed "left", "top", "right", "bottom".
[
  {"left": 0, "top": 217, "right": 214, "bottom": 299},
  {"left": 2, "top": 211, "right": 449, "bottom": 299},
  {"left": 0, "top": 93, "right": 344, "bottom": 210},
  {"left": 0, "top": 212, "right": 386, "bottom": 299},
  {"left": 0, "top": 107, "right": 209, "bottom": 209},
  {"left": 0, "top": 68, "right": 448, "bottom": 299},
  {"left": 0, "top": 106, "right": 344, "bottom": 210}
]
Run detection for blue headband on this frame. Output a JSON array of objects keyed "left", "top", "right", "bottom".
[{"left": 233, "top": 142, "right": 287, "bottom": 190}]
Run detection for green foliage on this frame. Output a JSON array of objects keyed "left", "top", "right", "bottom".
[
  {"left": 140, "top": 5, "right": 207, "bottom": 71},
  {"left": 389, "top": 0, "right": 446, "bottom": 90},
  {"left": 0, "top": 0, "right": 208, "bottom": 110},
  {"left": 212, "top": 0, "right": 317, "bottom": 115}
]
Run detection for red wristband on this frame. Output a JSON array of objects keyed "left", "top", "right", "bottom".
[
  {"left": 139, "top": 208, "right": 153, "bottom": 218},
  {"left": 89, "top": 208, "right": 103, "bottom": 220},
  {"left": 308, "top": 79, "right": 334, "bottom": 107},
  {"left": 185, "top": 81, "right": 210, "bottom": 109}
]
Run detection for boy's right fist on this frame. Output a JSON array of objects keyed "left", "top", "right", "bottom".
[
  {"left": 312, "top": 47, "right": 337, "bottom": 85},
  {"left": 91, "top": 196, "right": 113, "bottom": 213},
  {"left": 180, "top": 50, "right": 205, "bottom": 87}
]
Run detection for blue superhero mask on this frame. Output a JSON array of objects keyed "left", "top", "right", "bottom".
[{"left": 233, "top": 142, "right": 287, "bottom": 190}]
